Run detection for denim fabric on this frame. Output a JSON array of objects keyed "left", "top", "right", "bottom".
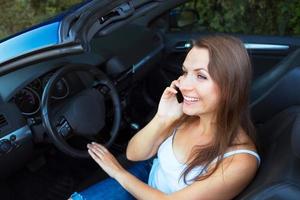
[{"left": 70, "top": 160, "right": 152, "bottom": 200}]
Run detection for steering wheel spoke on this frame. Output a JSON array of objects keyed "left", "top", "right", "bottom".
[
  {"left": 55, "top": 116, "right": 72, "bottom": 138},
  {"left": 93, "top": 81, "right": 111, "bottom": 95}
]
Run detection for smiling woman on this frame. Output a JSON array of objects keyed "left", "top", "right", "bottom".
[{"left": 0, "top": 0, "right": 84, "bottom": 40}]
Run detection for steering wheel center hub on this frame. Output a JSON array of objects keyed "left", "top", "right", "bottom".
[{"left": 64, "top": 88, "right": 105, "bottom": 136}]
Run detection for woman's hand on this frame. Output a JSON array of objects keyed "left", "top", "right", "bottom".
[
  {"left": 156, "top": 79, "right": 183, "bottom": 122},
  {"left": 87, "top": 142, "right": 126, "bottom": 179}
]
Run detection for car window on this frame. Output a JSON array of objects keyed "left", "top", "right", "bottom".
[
  {"left": 0, "top": 0, "right": 84, "bottom": 40},
  {"left": 168, "top": 0, "right": 300, "bottom": 36}
]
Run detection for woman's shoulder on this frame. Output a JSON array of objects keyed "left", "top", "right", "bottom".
[
  {"left": 219, "top": 129, "right": 259, "bottom": 172},
  {"left": 223, "top": 128, "right": 259, "bottom": 163},
  {"left": 216, "top": 131, "right": 259, "bottom": 180}
]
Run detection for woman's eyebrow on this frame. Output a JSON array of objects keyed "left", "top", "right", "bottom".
[
  {"left": 182, "top": 65, "right": 208, "bottom": 72},
  {"left": 195, "top": 68, "right": 208, "bottom": 73}
]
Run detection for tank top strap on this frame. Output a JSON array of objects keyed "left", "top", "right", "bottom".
[
  {"left": 223, "top": 149, "right": 261, "bottom": 165},
  {"left": 171, "top": 126, "right": 179, "bottom": 145}
]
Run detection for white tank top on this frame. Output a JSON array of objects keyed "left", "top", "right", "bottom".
[{"left": 148, "top": 129, "right": 260, "bottom": 194}]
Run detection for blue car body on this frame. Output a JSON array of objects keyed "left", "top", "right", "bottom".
[{"left": 0, "top": 22, "right": 60, "bottom": 64}]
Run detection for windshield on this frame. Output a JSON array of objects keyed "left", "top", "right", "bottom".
[{"left": 0, "top": 0, "right": 85, "bottom": 41}]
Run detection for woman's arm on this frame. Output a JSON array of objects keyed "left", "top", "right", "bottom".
[
  {"left": 117, "top": 169, "right": 168, "bottom": 199},
  {"left": 127, "top": 80, "right": 183, "bottom": 161},
  {"left": 126, "top": 114, "right": 174, "bottom": 161},
  {"left": 88, "top": 143, "right": 258, "bottom": 200}
]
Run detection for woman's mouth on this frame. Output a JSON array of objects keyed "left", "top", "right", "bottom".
[{"left": 183, "top": 95, "right": 200, "bottom": 104}]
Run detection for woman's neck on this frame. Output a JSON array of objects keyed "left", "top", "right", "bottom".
[{"left": 185, "top": 114, "right": 217, "bottom": 137}]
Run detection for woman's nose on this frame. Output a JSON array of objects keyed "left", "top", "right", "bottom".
[{"left": 179, "top": 75, "right": 194, "bottom": 90}]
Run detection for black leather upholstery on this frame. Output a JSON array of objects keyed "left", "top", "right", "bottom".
[
  {"left": 236, "top": 107, "right": 300, "bottom": 200},
  {"left": 251, "top": 48, "right": 300, "bottom": 105},
  {"left": 251, "top": 67, "right": 300, "bottom": 124},
  {"left": 250, "top": 47, "right": 300, "bottom": 124}
]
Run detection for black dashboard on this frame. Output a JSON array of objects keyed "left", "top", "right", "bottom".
[{"left": 0, "top": 63, "right": 105, "bottom": 177}]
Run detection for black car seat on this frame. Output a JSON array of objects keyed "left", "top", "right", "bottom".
[
  {"left": 235, "top": 46, "right": 300, "bottom": 199},
  {"left": 235, "top": 107, "right": 300, "bottom": 200},
  {"left": 250, "top": 48, "right": 300, "bottom": 124}
]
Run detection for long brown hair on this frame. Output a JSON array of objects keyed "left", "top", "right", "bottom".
[{"left": 182, "top": 35, "right": 256, "bottom": 183}]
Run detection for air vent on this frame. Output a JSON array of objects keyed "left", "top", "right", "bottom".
[{"left": 0, "top": 114, "right": 8, "bottom": 128}]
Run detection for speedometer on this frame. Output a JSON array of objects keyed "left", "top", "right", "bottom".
[{"left": 13, "top": 87, "right": 40, "bottom": 115}]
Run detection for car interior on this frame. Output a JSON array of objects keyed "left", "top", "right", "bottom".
[{"left": 0, "top": 0, "right": 300, "bottom": 199}]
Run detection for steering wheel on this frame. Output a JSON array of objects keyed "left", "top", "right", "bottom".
[{"left": 41, "top": 64, "right": 121, "bottom": 158}]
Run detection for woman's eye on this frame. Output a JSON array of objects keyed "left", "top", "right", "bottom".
[{"left": 197, "top": 74, "right": 207, "bottom": 80}]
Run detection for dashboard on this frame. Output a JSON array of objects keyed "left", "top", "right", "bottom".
[{"left": 0, "top": 66, "right": 94, "bottom": 177}]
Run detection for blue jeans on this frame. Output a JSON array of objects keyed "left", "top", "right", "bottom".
[{"left": 70, "top": 160, "right": 152, "bottom": 200}]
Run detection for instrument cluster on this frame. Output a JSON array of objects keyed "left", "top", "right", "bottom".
[{"left": 11, "top": 73, "right": 70, "bottom": 116}]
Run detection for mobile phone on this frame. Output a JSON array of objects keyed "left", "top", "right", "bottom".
[{"left": 175, "top": 86, "right": 183, "bottom": 103}]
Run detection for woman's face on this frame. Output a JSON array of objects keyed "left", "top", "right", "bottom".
[{"left": 179, "top": 47, "right": 220, "bottom": 117}]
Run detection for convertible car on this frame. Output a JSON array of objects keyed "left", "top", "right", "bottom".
[{"left": 1, "top": 0, "right": 300, "bottom": 199}]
